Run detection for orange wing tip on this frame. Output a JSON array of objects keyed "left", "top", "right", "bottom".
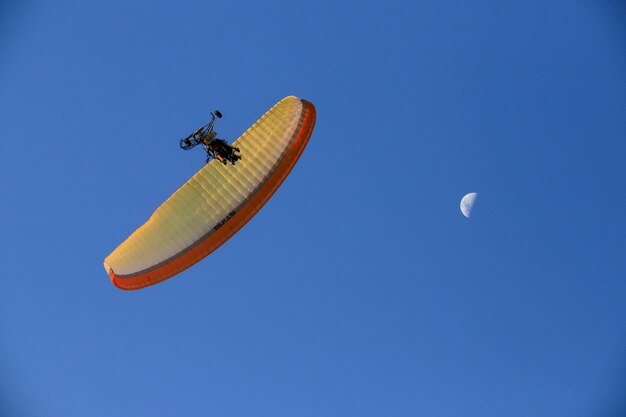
[{"left": 104, "top": 261, "right": 122, "bottom": 288}]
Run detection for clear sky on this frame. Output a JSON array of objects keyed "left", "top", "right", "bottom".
[{"left": 1, "top": 1, "right": 626, "bottom": 416}]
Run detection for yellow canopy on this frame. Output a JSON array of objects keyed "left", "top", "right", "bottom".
[{"left": 104, "top": 96, "right": 316, "bottom": 290}]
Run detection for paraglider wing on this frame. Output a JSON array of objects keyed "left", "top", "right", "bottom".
[{"left": 104, "top": 96, "right": 316, "bottom": 290}]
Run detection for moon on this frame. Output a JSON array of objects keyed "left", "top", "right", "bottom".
[{"left": 460, "top": 192, "right": 478, "bottom": 218}]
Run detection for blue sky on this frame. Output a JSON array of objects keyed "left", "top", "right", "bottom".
[{"left": 1, "top": 1, "right": 626, "bottom": 416}]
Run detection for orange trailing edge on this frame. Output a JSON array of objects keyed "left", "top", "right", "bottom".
[{"left": 104, "top": 96, "right": 316, "bottom": 290}]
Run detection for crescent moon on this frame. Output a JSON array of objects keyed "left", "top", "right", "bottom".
[{"left": 460, "top": 192, "right": 478, "bottom": 218}]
